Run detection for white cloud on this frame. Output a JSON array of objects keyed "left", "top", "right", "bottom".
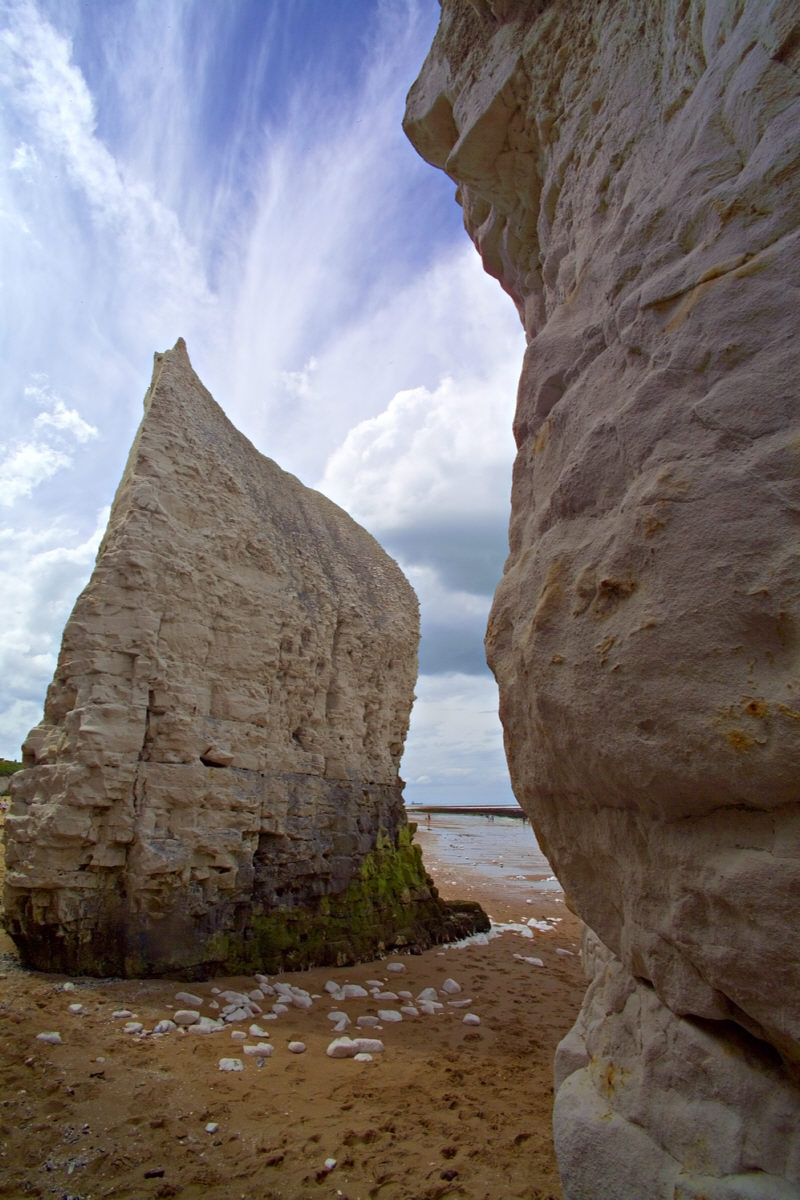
[
  {"left": 33, "top": 397, "right": 98, "bottom": 443},
  {"left": 0, "top": 443, "right": 69, "bottom": 506},
  {"left": 0, "top": 508, "right": 107, "bottom": 753},
  {"left": 9, "top": 140, "right": 38, "bottom": 176},
  {"left": 402, "top": 673, "right": 513, "bottom": 806}
]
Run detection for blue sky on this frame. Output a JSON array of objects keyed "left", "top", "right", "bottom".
[{"left": 0, "top": 0, "right": 524, "bottom": 804}]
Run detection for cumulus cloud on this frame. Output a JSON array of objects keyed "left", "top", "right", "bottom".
[{"left": 0, "top": 380, "right": 99, "bottom": 506}]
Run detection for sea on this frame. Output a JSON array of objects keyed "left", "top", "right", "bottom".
[{"left": 409, "top": 809, "right": 562, "bottom": 899}]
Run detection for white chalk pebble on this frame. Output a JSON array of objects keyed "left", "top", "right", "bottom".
[
  {"left": 174, "top": 1009, "right": 201, "bottom": 1026},
  {"left": 153, "top": 1020, "right": 177, "bottom": 1034},
  {"left": 556, "top": 948, "right": 575, "bottom": 957},
  {"left": 249, "top": 989, "right": 265, "bottom": 1001},
  {"left": 323, "top": 1158, "right": 337, "bottom": 1172},
  {"left": 36, "top": 1031, "right": 62, "bottom": 1045},
  {"left": 205, "top": 1122, "right": 219, "bottom": 1134},
  {"left": 249, "top": 1023, "right": 271, "bottom": 1037},
  {"left": 61, "top": 981, "right": 76, "bottom": 992},
  {"left": 416, "top": 987, "right": 438, "bottom": 1003},
  {"left": 272, "top": 1003, "right": 289, "bottom": 1015},
  {"left": 327, "top": 1036, "right": 384, "bottom": 1058},
  {"left": 386, "top": 962, "right": 406, "bottom": 973},
  {"left": 400, "top": 1006, "right": 420, "bottom": 1018},
  {"left": 218, "top": 1058, "right": 244, "bottom": 1072},
  {"left": 288, "top": 1041, "right": 306, "bottom": 1054},
  {"left": 175, "top": 991, "right": 203, "bottom": 1007},
  {"left": 223, "top": 1007, "right": 251, "bottom": 1024},
  {"left": 111, "top": 1010, "right": 134, "bottom": 1019},
  {"left": 243, "top": 1042, "right": 274, "bottom": 1057},
  {"left": 189, "top": 1017, "right": 225, "bottom": 1034},
  {"left": 68, "top": 1003, "right": 84, "bottom": 1014},
  {"left": 340, "top": 984, "right": 368, "bottom": 999},
  {"left": 123, "top": 1022, "right": 144, "bottom": 1034},
  {"left": 377, "top": 1009, "right": 402, "bottom": 1023},
  {"left": 356, "top": 1015, "right": 380, "bottom": 1028},
  {"left": 230, "top": 1030, "right": 247, "bottom": 1040},
  {"left": 462, "top": 1013, "right": 481, "bottom": 1026},
  {"left": 353, "top": 1053, "right": 373, "bottom": 1062},
  {"left": 447, "top": 999, "right": 472, "bottom": 1008},
  {"left": 441, "top": 978, "right": 461, "bottom": 995}
]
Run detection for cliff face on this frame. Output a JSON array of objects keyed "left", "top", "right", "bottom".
[
  {"left": 3, "top": 340, "right": 485, "bottom": 977},
  {"left": 405, "top": 2, "right": 800, "bottom": 1195}
]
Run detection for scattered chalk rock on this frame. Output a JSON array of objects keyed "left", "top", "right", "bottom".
[
  {"left": 175, "top": 991, "right": 203, "bottom": 1007},
  {"left": 68, "top": 1003, "right": 84, "bottom": 1014},
  {"left": 441, "top": 978, "right": 461, "bottom": 995},
  {"left": 288, "top": 1041, "right": 306, "bottom": 1054},
  {"left": 174, "top": 1009, "right": 201, "bottom": 1026},
  {"left": 340, "top": 984, "right": 369, "bottom": 1000},
  {"left": 353, "top": 1052, "right": 373, "bottom": 1062},
  {"left": 111, "top": 1010, "right": 134, "bottom": 1019},
  {"left": 153, "top": 1020, "right": 177, "bottom": 1034},
  {"left": 386, "top": 962, "right": 406, "bottom": 973},
  {"left": 377, "top": 1009, "right": 403, "bottom": 1023},
  {"left": 36, "top": 1031, "right": 62, "bottom": 1045},
  {"left": 400, "top": 1006, "right": 420, "bottom": 1017},
  {"left": 356, "top": 1015, "right": 381, "bottom": 1028},
  {"left": 327, "top": 1036, "right": 384, "bottom": 1058},
  {"left": 218, "top": 1058, "right": 244, "bottom": 1072},
  {"left": 462, "top": 1013, "right": 481, "bottom": 1027},
  {"left": 123, "top": 1022, "right": 144, "bottom": 1034},
  {"left": 205, "top": 1122, "right": 219, "bottom": 1134},
  {"left": 243, "top": 1042, "right": 274, "bottom": 1057},
  {"left": 249, "top": 1024, "right": 272, "bottom": 1037}
]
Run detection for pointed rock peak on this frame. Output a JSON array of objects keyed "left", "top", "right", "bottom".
[{"left": 2, "top": 343, "right": 487, "bottom": 978}]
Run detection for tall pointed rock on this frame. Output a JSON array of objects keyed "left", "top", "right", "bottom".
[{"left": 3, "top": 340, "right": 486, "bottom": 976}]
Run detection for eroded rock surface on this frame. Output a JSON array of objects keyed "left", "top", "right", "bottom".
[
  {"left": 405, "top": 2, "right": 800, "bottom": 1195},
  {"left": 3, "top": 340, "right": 486, "bottom": 977}
]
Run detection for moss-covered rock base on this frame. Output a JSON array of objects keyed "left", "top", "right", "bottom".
[{"left": 5, "top": 825, "right": 489, "bottom": 979}]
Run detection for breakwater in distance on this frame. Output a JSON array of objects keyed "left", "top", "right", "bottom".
[{"left": 406, "top": 805, "right": 527, "bottom": 820}]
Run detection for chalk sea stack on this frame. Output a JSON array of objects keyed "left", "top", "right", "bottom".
[
  {"left": 3, "top": 340, "right": 487, "bottom": 978},
  {"left": 406, "top": 2, "right": 800, "bottom": 1196}
]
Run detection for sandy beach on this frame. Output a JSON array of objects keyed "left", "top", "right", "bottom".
[{"left": 0, "top": 812, "right": 584, "bottom": 1200}]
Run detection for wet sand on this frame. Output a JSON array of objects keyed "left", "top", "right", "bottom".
[{"left": 0, "top": 813, "right": 584, "bottom": 1200}]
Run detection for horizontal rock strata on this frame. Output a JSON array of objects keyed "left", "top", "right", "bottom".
[
  {"left": 3, "top": 340, "right": 487, "bottom": 977},
  {"left": 405, "top": 1, "right": 800, "bottom": 1195}
]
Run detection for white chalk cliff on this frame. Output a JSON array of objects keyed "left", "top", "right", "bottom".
[
  {"left": 405, "top": 2, "right": 800, "bottom": 1196},
  {"left": 3, "top": 340, "right": 485, "bottom": 977}
]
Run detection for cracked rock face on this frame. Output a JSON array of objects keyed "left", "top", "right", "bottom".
[
  {"left": 405, "top": 1, "right": 800, "bottom": 1195},
  {"left": 3, "top": 341, "right": 484, "bottom": 977}
]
